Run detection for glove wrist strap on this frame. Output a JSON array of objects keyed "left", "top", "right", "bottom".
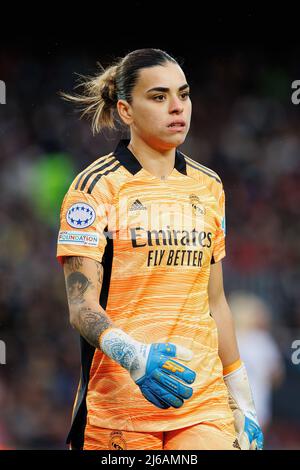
[
  {"left": 223, "top": 362, "right": 259, "bottom": 424},
  {"left": 223, "top": 358, "right": 242, "bottom": 376}
]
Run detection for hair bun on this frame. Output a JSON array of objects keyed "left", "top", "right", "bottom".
[
  {"left": 101, "top": 82, "right": 117, "bottom": 105},
  {"left": 101, "top": 65, "right": 118, "bottom": 105}
]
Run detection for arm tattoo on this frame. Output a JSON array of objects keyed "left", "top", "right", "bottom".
[
  {"left": 65, "top": 256, "right": 84, "bottom": 272},
  {"left": 77, "top": 307, "right": 113, "bottom": 349},
  {"left": 64, "top": 257, "right": 109, "bottom": 348},
  {"left": 96, "top": 261, "right": 103, "bottom": 287},
  {"left": 66, "top": 272, "right": 91, "bottom": 305},
  {"left": 65, "top": 258, "right": 102, "bottom": 305}
]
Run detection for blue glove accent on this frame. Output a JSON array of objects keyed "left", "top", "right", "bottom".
[
  {"left": 135, "top": 343, "right": 196, "bottom": 409},
  {"left": 244, "top": 416, "right": 264, "bottom": 450}
]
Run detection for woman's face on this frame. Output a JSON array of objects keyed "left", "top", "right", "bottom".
[{"left": 123, "top": 61, "right": 192, "bottom": 151}]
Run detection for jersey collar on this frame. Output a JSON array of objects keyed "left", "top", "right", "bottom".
[{"left": 113, "top": 139, "right": 187, "bottom": 176}]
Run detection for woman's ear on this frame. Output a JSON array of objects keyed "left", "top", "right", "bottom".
[{"left": 116, "top": 100, "right": 133, "bottom": 126}]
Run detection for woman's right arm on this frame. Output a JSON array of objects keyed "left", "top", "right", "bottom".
[
  {"left": 63, "top": 255, "right": 196, "bottom": 410},
  {"left": 63, "top": 256, "right": 114, "bottom": 348}
]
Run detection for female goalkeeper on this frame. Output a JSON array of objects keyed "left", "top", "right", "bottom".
[{"left": 57, "top": 48, "right": 263, "bottom": 451}]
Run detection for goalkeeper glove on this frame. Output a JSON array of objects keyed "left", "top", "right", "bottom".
[
  {"left": 224, "top": 361, "right": 264, "bottom": 450},
  {"left": 100, "top": 328, "right": 196, "bottom": 409}
]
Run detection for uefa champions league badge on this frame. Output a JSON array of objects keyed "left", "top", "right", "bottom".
[{"left": 66, "top": 202, "right": 96, "bottom": 229}]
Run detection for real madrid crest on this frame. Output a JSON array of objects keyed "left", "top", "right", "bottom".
[
  {"left": 189, "top": 194, "right": 206, "bottom": 216},
  {"left": 109, "top": 431, "right": 127, "bottom": 450}
]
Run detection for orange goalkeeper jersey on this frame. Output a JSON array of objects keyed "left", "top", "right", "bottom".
[{"left": 56, "top": 139, "right": 232, "bottom": 448}]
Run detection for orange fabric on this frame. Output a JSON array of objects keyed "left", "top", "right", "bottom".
[
  {"left": 57, "top": 144, "right": 230, "bottom": 433},
  {"left": 223, "top": 358, "right": 243, "bottom": 376},
  {"left": 164, "top": 417, "right": 238, "bottom": 450},
  {"left": 83, "top": 417, "right": 238, "bottom": 450},
  {"left": 84, "top": 422, "right": 163, "bottom": 450}
]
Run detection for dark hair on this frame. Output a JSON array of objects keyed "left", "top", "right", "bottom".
[{"left": 60, "top": 48, "right": 179, "bottom": 134}]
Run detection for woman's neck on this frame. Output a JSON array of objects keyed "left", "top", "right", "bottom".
[{"left": 128, "top": 137, "right": 176, "bottom": 180}]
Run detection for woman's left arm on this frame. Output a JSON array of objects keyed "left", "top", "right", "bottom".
[
  {"left": 208, "top": 260, "right": 264, "bottom": 450},
  {"left": 208, "top": 260, "right": 240, "bottom": 368}
]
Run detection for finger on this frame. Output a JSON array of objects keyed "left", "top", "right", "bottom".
[
  {"left": 160, "top": 358, "right": 196, "bottom": 384},
  {"left": 174, "top": 344, "right": 194, "bottom": 361},
  {"left": 147, "top": 380, "right": 184, "bottom": 408},
  {"left": 147, "top": 345, "right": 196, "bottom": 383},
  {"left": 250, "top": 439, "right": 257, "bottom": 450},
  {"left": 256, "top": 434, "right": 264, "bottom": 450},
  {"left": 151, "top": 343, "right": 194, "bottom": 361},
  {"left": 139, "top": 386, "right": 170, "bottom": 409},
  {"left": 151, "top": 343, "right": 177, "bottom": 357},
  {"left": 152, "top": 369, "right": 193, "bottom": 399}
]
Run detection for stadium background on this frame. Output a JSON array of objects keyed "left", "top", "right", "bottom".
[{"left": 1, "top": 21, "right": 300, "bottom": 449}]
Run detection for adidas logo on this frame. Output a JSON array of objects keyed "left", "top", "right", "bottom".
[
  {"left": 129, "top": 199, "right": 147, "bottom": 211},
  {"left": 233, "top": 438, "right": 241, "bottom": 450}
]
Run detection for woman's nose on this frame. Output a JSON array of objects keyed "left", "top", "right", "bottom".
[{"left": 169, "top": 97, "right": 184, "bottom": 114}]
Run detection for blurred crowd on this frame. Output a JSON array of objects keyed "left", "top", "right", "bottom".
[{"left": 1, "top": 47, "right": 300, "bottom": 448}]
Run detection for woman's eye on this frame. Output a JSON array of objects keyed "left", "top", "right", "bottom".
[{"left": 153, "top": 95, "right": 165, "bottom": 101}]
